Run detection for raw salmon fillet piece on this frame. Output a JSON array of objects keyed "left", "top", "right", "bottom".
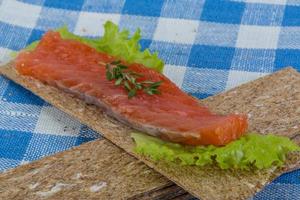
[{"left": 15, "top": 31, "right": 248, "bottom": 146}]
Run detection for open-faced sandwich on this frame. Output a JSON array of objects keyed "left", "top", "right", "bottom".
[{"left": 10, "top": 21, "right": 300, "bottom": 171}]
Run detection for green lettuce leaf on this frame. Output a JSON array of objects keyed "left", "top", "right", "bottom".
[
  {"left": 20, "top": 21, "right": 164, "bottom": 72},
  {"left": 132, "top": 132, "right": 300, "bottom": 170},
  {"left": 96, "top": 21, "right": 164, "bottom": 72},
  {"left": 56, "top": 26, "right": 99, "bottom": 49}
]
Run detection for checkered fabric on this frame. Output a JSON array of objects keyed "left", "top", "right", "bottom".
[{"left": 0, "top": 0, "right": 300, "bottom": 199}]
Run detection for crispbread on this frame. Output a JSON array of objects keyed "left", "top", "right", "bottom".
[
  {"left": 0, "top": 139, "right": 172, "bottom": 200},
  {"left": 1, "top": 62, "right": 300, "bottom": 200}
]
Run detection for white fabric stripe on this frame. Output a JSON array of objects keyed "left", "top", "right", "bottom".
[
  {"left": 163, "top": 64, "right": 187, "bottom": 88},
  {"left": 0, "top": 47, "right": 14, "bottom": 65},
  {"left": 246, "top": 0, "right": 287, "bottom": 5},
  {"left": 34, "top": 106, "right": 82, "bottom": 136},
  {"left": 153, "top": 17, "right": 199, "bottom": 44},
  {"left": 226, "top": 70, "right": 269, "bottom": 90},
  {"left": 74, "top": 12, "right": 120, "bottom": 36},
  {"left": 0, "top": 0, "right": 41, "bottom": 28},
  {"left": 236, "top": 25, "right": 280, "bottom": 49}
]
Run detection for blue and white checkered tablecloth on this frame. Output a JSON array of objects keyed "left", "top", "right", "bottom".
[{"left": 0, "top": 0, "right": 300, "bottom": 199}]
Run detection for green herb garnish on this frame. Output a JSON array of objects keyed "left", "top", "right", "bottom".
[{"left": 105, "top": 61, "right": 162, "bottom": 98}]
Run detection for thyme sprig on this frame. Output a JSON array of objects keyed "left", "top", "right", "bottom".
[{"left": 105, "top": 60, "right": 162, "bottom": 98}]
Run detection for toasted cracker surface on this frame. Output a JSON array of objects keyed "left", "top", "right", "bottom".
[
  {"left": 1, "top": 63, "right": 300, "bottom": 200},
  {"left": 0, "top": 139, "right": 171, "bottom": 200}
]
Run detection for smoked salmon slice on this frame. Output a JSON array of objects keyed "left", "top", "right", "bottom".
[{"left": 15, "top": 31, "right": 248, "bottom": 146}]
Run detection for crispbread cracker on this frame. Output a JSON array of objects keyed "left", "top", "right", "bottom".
[
  {"left": 1, "top": 62, "right": 300, "bottom": 200},
  {"left": 0, "top": 139, "right": 171, "bottom": 200}
]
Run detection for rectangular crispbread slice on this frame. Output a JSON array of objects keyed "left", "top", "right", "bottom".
[
  {"left": 1, "top": 62, "right": 300, "bottom": 200},
  {"left": 0, "top": 139, "right": 174, "bottom": 200}
]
